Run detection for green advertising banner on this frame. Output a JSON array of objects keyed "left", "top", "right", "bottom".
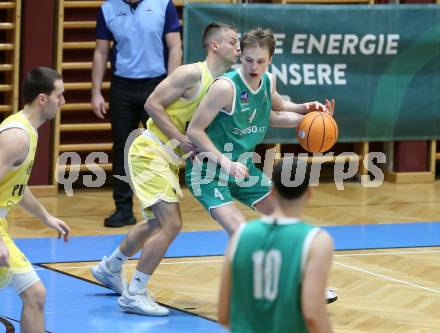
[{"left": 184, "top": 4, "right": 440, "bottom": 143}]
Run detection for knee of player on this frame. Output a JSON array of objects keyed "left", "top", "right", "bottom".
[
  {"left": 230, "top": 221, "right": 241, "bottom": 234},
  {"left": 162, "top": 219, "right": 182, "bottom": 238},
  {"left": 170, "top": 220, "right": 182, "bottom": 237},
  {"left": 21, "top": 283, "right": 46, "bottom": 309},
  {"left": 223, "top": 216, "right": 244, "bottom": 236}
]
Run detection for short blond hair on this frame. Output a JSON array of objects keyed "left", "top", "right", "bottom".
[{"left": 240, "top": 27, "right": 275, "bottom": 57}]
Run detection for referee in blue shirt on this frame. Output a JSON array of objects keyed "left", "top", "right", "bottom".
[{"left": 91, "top": 0, "right": 182, "bottom": 227}]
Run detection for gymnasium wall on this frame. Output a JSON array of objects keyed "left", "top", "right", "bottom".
[{"left": 0, "top": 0, "right": 438, "bottom": 188}]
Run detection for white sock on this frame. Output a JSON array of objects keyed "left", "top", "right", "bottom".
[
  {"left": 106, "top": 247, "right": 128, "bottom": 273},
  {"left": 128, "top": 269, "right": 151, "bottom": 295}
]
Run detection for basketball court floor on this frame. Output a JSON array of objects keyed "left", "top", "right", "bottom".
[{"left": 1, "top": 180, "right": 440, "bottom": 332}]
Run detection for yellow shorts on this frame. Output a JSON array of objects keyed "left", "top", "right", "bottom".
[
  {"left": 0, "top": 218, "right": 33, "bottom": 289},
  {"left": 129, "top": 134, "right": 182, "bottom": 220}
]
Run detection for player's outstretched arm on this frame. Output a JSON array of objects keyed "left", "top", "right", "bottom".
[
  {"left": 301, "top": 230, "right": 334, "bottom": 333},
  {"left": 269, "top": 74, "right": 306, "bottom": 128},
  {"left": 145, "top": 64, "right": 200, "bottom": 154},
  {"left": 269, "top": 110, "right": 304, "bottom": 128},
  {"left": 270, "top": 98, "right": 335, "bottom": 128},
  {"left": 275, "top": 91, "right": 335, "bottom": 116},
  {"left": 188, "top": 79, "right": 249, "bottom": 179},
  {"left": 19, "top": 187, "right": 71, "bottom": 242}
]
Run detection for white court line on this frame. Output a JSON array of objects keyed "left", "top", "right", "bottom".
[
  {"left": 334, "top": 261, "right": 440, "bottom": 295},
  {"left": 38, "top": 259, "right": 440, "bottom": 296},
  {"left": 35, "top": 249, "right": 440, "bottom": 270},
  {"left": 33, "top": 249, "right": 440, "bottom": 271},
  {"left": 35, "top": 259, "right": 225, "bottom": 271},
  {"left": 30, "top": 247, "right": 440, "bottom": 295},
  {"left": 35, "top": 256, "right": 440, "bottom": 295}
]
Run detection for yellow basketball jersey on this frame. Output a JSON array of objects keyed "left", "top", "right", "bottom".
[
  {"left": 147, "top": 61, "right": 214, "bottom": 156},
  {"left": 0, "top": 111, "right": 38, "bottom": 213}
]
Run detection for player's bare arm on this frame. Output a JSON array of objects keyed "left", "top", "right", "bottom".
[
  {"left": 279, "top": 95, "right": 334, "bottom": 116},
  {"left": 187, "top": 79, "right": 249, "bottom": 179},
  {"left": 0, "top": 128, "right": 71, "bottom": 242},
  {"left": 0, "top": 129, "right": 29, "bottom": 267},
  {"left": 301, "top": 231, "right": 334, "bottom": 333},
  {"left": 269, "top": 74, "right": 307, "bottom": 127},
  {"left": 145, "top": 64, "right": 201, "bottom": 153},
  {"left": 281, "top": 96, "right": 335, "bottom": 116},
  {"left": 270, "top": 111, "right": 304, "bottom": 128},
  {"left": 19, "top": 187, "right": 71, "bottom": 242},
  {"left": 0, "top": 129, "right": 29, "bottom": 179}
]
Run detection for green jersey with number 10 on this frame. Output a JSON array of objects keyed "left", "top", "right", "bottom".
[{"left": 230, "top": 217, "right": 318, "bottom": 333}]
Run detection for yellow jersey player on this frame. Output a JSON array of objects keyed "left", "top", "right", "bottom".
[
  {"left": 91, "top": 22, "right": 240, "bottom": 316},
  {"left": 0, "top": 67, "right": 70, "bottom": 333}
]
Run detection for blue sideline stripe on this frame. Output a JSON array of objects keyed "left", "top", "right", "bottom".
[
  {"left": 0, "top": 267, "right": 227, "bottom": 333},
  {"left": 13, "top": 221, "right": 440, "bottom": 264},
  {"left": 15, "top": 230, "right": 229, "bottom": 264}
]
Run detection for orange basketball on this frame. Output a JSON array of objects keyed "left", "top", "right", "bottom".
[{"left": 296, "top": 112, "right": 338, "bottom": 153}]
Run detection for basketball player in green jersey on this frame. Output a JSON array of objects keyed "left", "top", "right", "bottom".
[
  {"left": 91, "top": 22, "right": 240, "bottom": 316},
  {"left": 0, "top": 67, "right": 70, "bottom": 333},
  {"left": 186, "top": 26, "right": 336, "bottom": 303},
  {"left": 218, "top": 157, "right": 334, "bottom": 333}
]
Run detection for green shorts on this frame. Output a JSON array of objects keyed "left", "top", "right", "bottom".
[{"left": 185, "top": 159, "right": 271, "bottom": 214}]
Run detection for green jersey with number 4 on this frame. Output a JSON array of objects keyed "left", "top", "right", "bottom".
[
  {"left": 206, "top": 68, "right": 272, "bottom": 162},
  {"left": 231, "top": 217, "right": 318, "bottom": 333}
]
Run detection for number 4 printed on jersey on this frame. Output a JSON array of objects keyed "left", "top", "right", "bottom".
[{"left": 214, "top": 188, "right": 224, "bottom": 201}]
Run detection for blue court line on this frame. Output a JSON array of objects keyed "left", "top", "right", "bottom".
[
  {"left": 0, "top": 266, "right": 226, "bottom": 333},
  {"left": 13, "top": 221, "right": 440, "bottom": 264}
]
